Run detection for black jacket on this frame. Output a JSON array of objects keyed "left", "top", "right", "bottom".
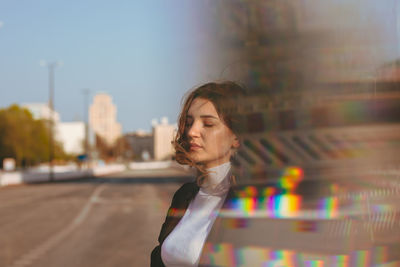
[{"left": 151, "top": 182, "right": 200, "bottom": 267}]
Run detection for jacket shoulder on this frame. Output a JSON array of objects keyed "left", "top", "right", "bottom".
[{"left": 171, "top": 181, "right": 199, "bottom": 205}]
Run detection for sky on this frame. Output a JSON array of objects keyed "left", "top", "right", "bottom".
[
  {"left": 0, "top": 0, "right": 399, "bottom": 133},
  {"left": 0, "top": 0, "right": 222, "bottom": 132}
]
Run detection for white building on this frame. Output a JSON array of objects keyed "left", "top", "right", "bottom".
[
  {"left": 23, "top": 103, "right": 85, "bottom": 155},
  {"left": 56, "top": 122, "right": 85, "bottom": 155},
  {"left": 22, "top": 103, "right": 60, "bottom": 123},
  {"left": 89, "top": 93, "right": 121, "bottom": 145},
  {"left": 153, "top": 117, "right": 176, "bottom": 161}
]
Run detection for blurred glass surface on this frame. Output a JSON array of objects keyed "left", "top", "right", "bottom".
[{"left": 199, "top": 0, "right": 400, "bottom": 266}]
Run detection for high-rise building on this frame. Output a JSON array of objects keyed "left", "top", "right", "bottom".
[{"left": 89, "top": 93, "right": 121, "bottom": 145}]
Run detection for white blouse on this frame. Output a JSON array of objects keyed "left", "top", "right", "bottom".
[{"left": 161, "top": 162, "right": 231, "bottom": 267}]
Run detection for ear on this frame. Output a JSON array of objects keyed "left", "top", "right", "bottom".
[{"left": 232, "top": 135, "right": 240, "bottom": 149}]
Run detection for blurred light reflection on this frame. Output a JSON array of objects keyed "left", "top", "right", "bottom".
[{"left": 201, "top": 244, "right": 397, "bottom": 267}]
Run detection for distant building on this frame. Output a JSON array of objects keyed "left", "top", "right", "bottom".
[
  {"left": 125, "top": 130, "right": 154, "bottom": 161},
  {"left": 153, "top": 117, "right": 176, "bottom": 161},
  {"left": 22, "top": 103, "right": 60, "bottom": 122},
  {"left": 89, "top": 93, "right": 121, "bottom": 145},
  {"left": 23, "top": 103, "right": 85, "bottom": 155},
  {"left": 56, "top": 122, "right": 85, "bottom": 155}
]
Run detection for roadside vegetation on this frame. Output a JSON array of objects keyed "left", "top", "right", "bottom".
[{"left": 0, "top": 104, "right": 70, "bottom": 168}]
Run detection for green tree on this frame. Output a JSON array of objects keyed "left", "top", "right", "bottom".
[{"left": 0, "top": 104, "right": 66, "bottom": 168}]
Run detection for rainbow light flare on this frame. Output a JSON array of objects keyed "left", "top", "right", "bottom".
[
  {"left": 238, "top": 185, "right": 258, "bottom": 198},
  {"left": 305, "top": 260, "right": 324, "bottom": 267},
  {"left": 262, "top": 186, "right": 277, "bottom": 197},
  {"left": 201, "top": 242, "right": 236, "bottom": 266},
  {"left": 239, "top": 197, "right": 257, "bottom": 216},
  {"left": 227, "top": 165, "right": 343, "bottom": 219},
  {"left": 200, "top": 244, "right": 394, "bottom": 266},
  {"left": 278, "top": 166, "right": 304, "bottom": 193},
  {"left": 271, "top": 249, "right": 297, "bottom": 267},
  {"left": 228, "top": 166, "right": 305, "bottom": 218},
  {"left": 167, "top": 208, "right": 186, "bottom": 217},
  {"left": 331, "top": 255, "right": 349, "bottom": 267},
  {"left": 269, "top": 194, "right": 302, "bottom": 218},
  {"left": 352, "top": 250, "right": 371, "bottom": 266},
  {"left": 373, "top": 246, "right": 389, "bottom": 264},
  {"left": 235, "top": 246, "right": 269, "bottom": 266},
  {"left": 229, "top": 193, "right": 302, "bottom": 218},
  {"left": 318, "top": 197, "right": 338, "bottom": 218}
]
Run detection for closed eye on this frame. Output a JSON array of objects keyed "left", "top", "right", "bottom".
[
  {"left": 203, "top": 119, "right": 216, "bottom": 128},
  {"left": 185, "top": 118, "right": 193, "bottom": 127}
]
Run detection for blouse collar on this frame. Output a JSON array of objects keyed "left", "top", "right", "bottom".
[{"left": 200, "top": 162, "right": 231, "bottom": 196}]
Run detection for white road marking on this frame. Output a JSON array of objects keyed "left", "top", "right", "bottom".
[{"left": 9, "top": 184, "right": 107, "bottom": 267}]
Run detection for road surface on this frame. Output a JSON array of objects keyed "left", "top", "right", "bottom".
[{"left": 0, "top": 167, "right": 194, "bottom": 267}]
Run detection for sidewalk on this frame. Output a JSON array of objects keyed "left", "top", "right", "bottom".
[
  {"left": 0, "top": 164, "right": 126, "bottom": 187},
  {"left": 0, "top": 161, "right": 193, "bottom": 187}
]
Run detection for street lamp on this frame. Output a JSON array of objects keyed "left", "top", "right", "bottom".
[
  {"left": 40, "top": 60, "right": 62, "bottom": 181},
  {"left": 82, "top": 88, "right": 90, "bottom": 167}
]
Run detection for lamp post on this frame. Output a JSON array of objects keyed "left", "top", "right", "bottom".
[
  {"left": 82, "top": 88, "right": 90, "bottom": 167},
  {"left": 40, "top": 60, "right": 62, "bottom": 181}
]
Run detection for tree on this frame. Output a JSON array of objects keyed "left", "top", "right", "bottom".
[
  {"left": 113, "top": 135, "right": 134, "bottom": 161},
  {"left": 0, "top": 104, "right": 66, "bottom": 168},
  {"left": 94, "top": 134, "right": 134, "bottom": 162},
  {"left": 95, "top": 134, "right": 114, "bottom": 162}
]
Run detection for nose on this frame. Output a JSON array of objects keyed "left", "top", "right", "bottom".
[{"left": 187, "top": 121, "right": 200, "bottom": 139}]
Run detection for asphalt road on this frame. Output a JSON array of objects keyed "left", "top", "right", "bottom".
[{"left": 0, "top": 167, "right": 194, "bottom": 267}]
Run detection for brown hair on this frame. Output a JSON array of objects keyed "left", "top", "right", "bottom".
[{"left": 173, "top": 81, "right": 246, "bottom": 180}]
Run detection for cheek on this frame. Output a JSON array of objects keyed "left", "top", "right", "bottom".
[{"left": 206, "top": 128, "right": 233, "bottom": 150}]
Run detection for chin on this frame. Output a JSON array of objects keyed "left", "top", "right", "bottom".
[
  {"left": 190, "top": 156, "right": 208, "bottom": 165},
  {"left": 188, "top": 153, "right": 201, "bottom": 162}
]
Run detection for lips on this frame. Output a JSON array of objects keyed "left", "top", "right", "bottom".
[{"left": 189, "top": 143, "right": 202, "bottom": 151}]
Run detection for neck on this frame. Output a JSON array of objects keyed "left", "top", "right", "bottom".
[
  {"left": 202, "top": 162, "right": 231, "bottom": 187},
  {"left": 204, "top": 158, "right": 231, "bottom": 169}
]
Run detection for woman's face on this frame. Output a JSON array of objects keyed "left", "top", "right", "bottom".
[{"left": 185, "top": 97, "right": 239, "bottom": 169}]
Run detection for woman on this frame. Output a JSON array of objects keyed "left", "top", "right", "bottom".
[{"left": 151, "top": 81, "right": 246, "bottom": 267}]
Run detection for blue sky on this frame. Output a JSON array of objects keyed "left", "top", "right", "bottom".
[
  {"left": 0, "top": 0, "right": 221, "bottom": 132},
  {"left": 0, "top": 0, "right": 399, "bottom": 132}
]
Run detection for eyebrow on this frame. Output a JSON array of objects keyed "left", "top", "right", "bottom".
[{"left": 186, "top": 115, "right": 219, "bottom": 120}]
